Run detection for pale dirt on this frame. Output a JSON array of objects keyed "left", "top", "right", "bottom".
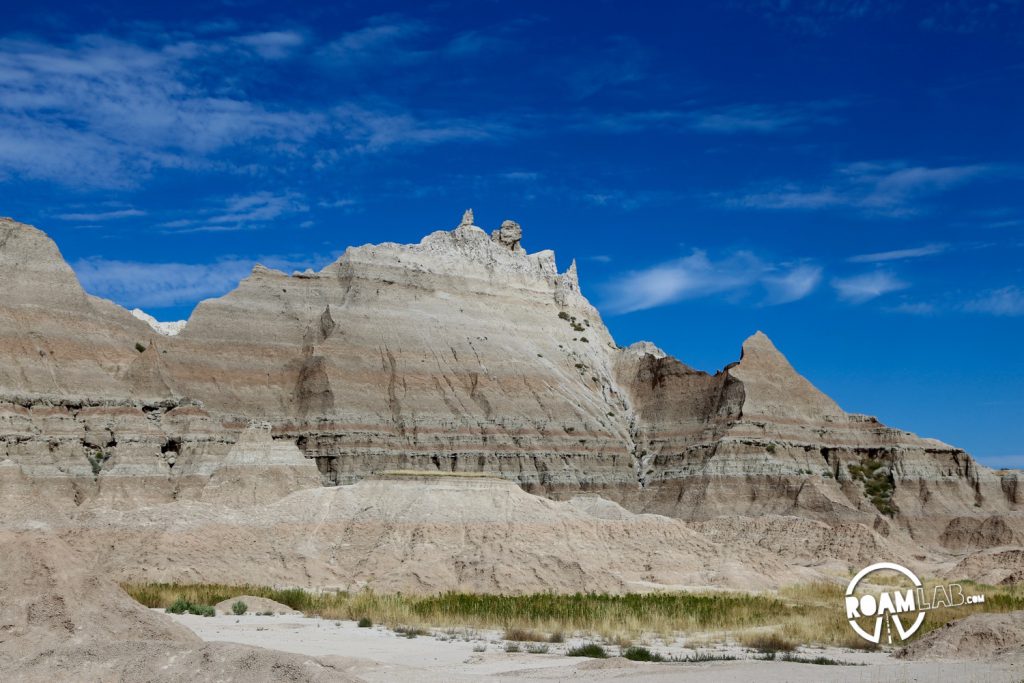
[
  {"left": 214, "top": 595, "right": 300, "bottom": 615},
  {"left": 896, "top": 611, "right": 1024, "bottom": 660},
  {"left": 170, "top": 612, "right": 1024, "bottom": 682}
]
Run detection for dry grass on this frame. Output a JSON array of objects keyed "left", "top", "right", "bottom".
[
  {"left": 503, "top": 628, "right": 549, "bottom": 642},
  {"left": 739, "top": 631, "right": 797, "bottom": 653},
  {"left": 123, "top": 577, "right": 1024, "bottom": 648}
]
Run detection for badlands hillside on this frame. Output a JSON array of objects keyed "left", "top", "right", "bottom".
[{"left": 0, "top": 210, "right": 1021, "bottom": 588}]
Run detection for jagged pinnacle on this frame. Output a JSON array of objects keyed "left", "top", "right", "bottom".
[{"left": 460, "top": 208, "right": 474, "bottom": 227}]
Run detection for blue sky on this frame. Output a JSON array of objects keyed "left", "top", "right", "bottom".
[{"left": 1, "top": 1, "right": 1022, "bottom": 467}]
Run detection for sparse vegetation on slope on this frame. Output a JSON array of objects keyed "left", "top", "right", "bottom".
[{"left": 847, "top": 457, "right": 896, "bottom": 515}]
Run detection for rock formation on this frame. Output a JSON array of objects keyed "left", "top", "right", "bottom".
[{"left": 0, "top": 212, "right": 1020, "bottom": 567}]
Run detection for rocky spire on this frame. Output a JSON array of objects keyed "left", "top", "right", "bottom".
[
  {"left": 490, "top": 219, "right": 523, "bottom": 251},
  {"left": 459, "top": 209, "right": 474, "bottom": 228}
]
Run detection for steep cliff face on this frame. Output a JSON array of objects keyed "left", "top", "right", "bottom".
[
  {"left": 612, "top": 328, "right": 1020, "bottom": 549},
  {"left": 0, "top": 213, "right": 1019, "bottom": 555}
]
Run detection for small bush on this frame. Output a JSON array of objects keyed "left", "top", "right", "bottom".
[
  {"left": 548, "top": 631, "right": 565, "bottom": 643},
  {"left": 503, "top": 628, "right": 547, "bottom": 642},
  {"left": 167, "top": 598, "right": 215, "bottom": 617},
  {"left": 526, "top": 643, "right": 549, "bottom": 654},
  {"left": 672, "top": 652, "right": 738, "bottom": 662},
  {"left": 567, "top": 643, "right": 607, "bottom": 658},
  {"left": 742, "top": 632, "right": 796, "bottom": 653},
  {"left": 395, "top": 625, "right": 428, "bottom": 638},
  {"left": 357, "top": 617, "right": 373, "bottom": 628},
  {"left": 622, "top": 646, "right": 665, "bottom": 662},
  {"left": 167, "top": 597, "right": 191, "bottom": 614},
  {"left": 231, "top": 601, "right": 248, "bottom": 616},
  {"left": 504, "top": 642, "right": 521, "bottom": 653},
  {"left": 472, "top": 644, "right": 487, "bottom": 653},
  {"left": 558, "top": 311, "right": 571, "bottom": 320},
  {"left": 781, "top": 653, "right": 857, "bottom": 666}
]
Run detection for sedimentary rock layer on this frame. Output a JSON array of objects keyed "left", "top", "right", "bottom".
[{"left": 0, "top": 214, "right": 1019, "bottom": 555}]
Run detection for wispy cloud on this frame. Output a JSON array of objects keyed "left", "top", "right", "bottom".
[
  {"left": 332, "top": 103, "right": 510, "bottom": 153},
  {"left": 0, "top": 34, "right": 324, "bottom": 187},
  {"left": 690, "top": 101, "right": 843, "bottom": 133},
  {"left": 56, "top": 208, "right": 145, "bottom": 221},
  {"left": 73, "top": 252, "right": 333, "bottom": 308},
  {"left": 234, "top": 30, "right": 306, "bottom": 59},
  {"left": 0, "top": 25, "right": 520, "bottom": 189},
  {"left": 601, "top": 249, "right": 820, "bottom": 314},
  {"left": 576, "top": 100, "right": 843, "bottom": 135},
  {"left": 964, "top": 286, "right": 1024, "bottom": 316},
  {"left": 731, "top": 161, "right": 992, "bottom": 216},
  {"left": 848, "top": 243, "right": 948, "bottom": 263},
  {"left": 832, "top": 271, "right": 909, "bottom": 303},
  {"left": 889, "top": 301, "right": 937, "bottom": 315},
  {"left": 762, "top": 264, "right": 824, "bottom": 304},
  {"left": 563, "top": 36, "right": 648, "bottom": 99},
  {"left": 157, "top": 192, "right": 308, "bottom": 233},
  {"left": 316, "top": 16, "right": 427, "bottom": 68}
]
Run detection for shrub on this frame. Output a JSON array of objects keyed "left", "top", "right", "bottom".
[
  {"left": 547, "top": 631, "right": 565, "bottom": 643},
  {"left": 166, "top": 598, "right": 215, "bottom": 617},
  {"left": 504, "top": 642, "right": 521, "bottom": 652},
  {"left": 558, "top": 312, "right": 571, "bottom": 320},
  {"left": 526, "top": 644, "right": 549, "bottom": 654},
  {"left": 231, "top": 601, "right": 248, "bottom": 616},
  {"left": 167, "top": 597, "right": 191, "bottom": 614},
  {"left": 622, "top": 646, "right": 665, "bottom": 662},
  {"left": 358, "top": 617, "right": 373, "bottom": 628},
  {"left": 135, "top": 342, "right": 146, "bottom": 353},
  {"left": 742, "top": 632, "right": 796, "bottom": 653},
  {"left": 566, "top": 643, "right": 607, "bottom": 658},
  {"left": 395, "top": 625, "right": 427, "bottom": 638},
  {"left": 503, "top": 628, "right": 547, "bottom": 642}
]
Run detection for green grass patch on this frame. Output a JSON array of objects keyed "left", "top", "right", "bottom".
[{"left": 566, "top": 643, "right": 607, "bottom": 658}]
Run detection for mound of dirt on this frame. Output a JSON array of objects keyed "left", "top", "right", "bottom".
[
  {"left": 0, "top": 530, "right": 358, "bottom": 681},
  {"left": 67, "top": 476, "right": 821, "bottom": 594},
  {"left": 896, "top": 611, "right": 1024, "bottom": 660},
  {"left": 215, "top": 596, "right": 300, "bottom": 615},
  {"left": 944, "top": 548, "right": 1024, "bottom": 585}
]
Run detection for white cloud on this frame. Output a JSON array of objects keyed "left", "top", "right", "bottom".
[
  {"left": 72, "top": 253, "right": 332, "bottom": 308},
  {"left": 157, "top": 191, "right": 309, "bottom": 233},
  {"left": 964, "top": 286, "right": 1024, "bottom": 316},
  {"left": 601, "top": 250, "right": 820, "bottom": 314},
  {"left": 234, "top": 31, "right": 306, "bottom": 59},
  {"left": 732, "top": 162, "right": 992, "bottom": 216},
  {"left": 0, "top": 34, "right": 324, "bottom": 187},
  {"left": 762, "top": 264, "right": 823, "bottom": 304},
  {"left": 832, "top": 271, "right": 909, "bottom": 303},
  {"left": 0, "top": 28, "right": 514, "bottom": 189},
  {"left": 56, "top": 208, "right": 145, "bottom": 221},
  {"left": 316, "top": 17, "right": 427, "bottom": 67},
  {"left": 577, "top": 101, "right": 843, "bottom": 135},
  {"left": 890, "top": 302, "right": 936, "bottom": 315},
  {"left": 848, "top": 243, "right": 948, "bottom": 263},
  {"left": 332, "top": 103, "right": 507, "bottom": 153}
]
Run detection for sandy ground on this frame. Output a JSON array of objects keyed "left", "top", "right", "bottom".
[{"left": 167, "top": 612, "right": 1024, "bottom": 683}]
